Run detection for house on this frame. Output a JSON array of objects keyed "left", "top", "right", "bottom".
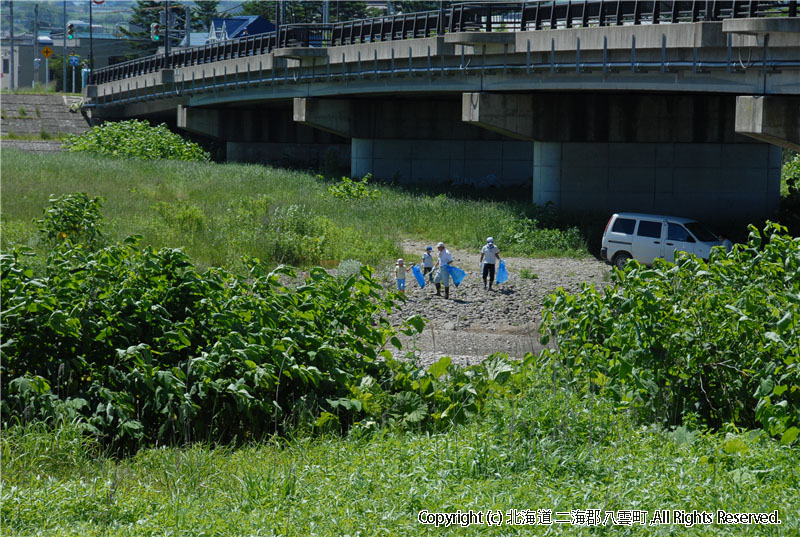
[{"left": 207, "top": 16, "right": 275, "bottom": 43}]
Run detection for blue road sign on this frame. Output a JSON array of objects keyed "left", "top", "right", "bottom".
[{"left": 69, "top": 55, "right": 80, "bottom": 67}]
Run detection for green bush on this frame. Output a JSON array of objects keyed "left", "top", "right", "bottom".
[
  {"left": 37, "top": 192, "right": 105, "bottom": 248},
  {"left": 499, "top": 216, "right": 585, "bottom": 256},
  {"left": 541, "top": 222, "right": 799, "bottom": 442},
  {"left": 62, "top": 119, "right": 210, "bottom": 162},
  {"left": 326, "top": 174, "right": 380, "bottom": 201},
  {"left": 1, "top": 195, "right": 512, "bottom": 452}
]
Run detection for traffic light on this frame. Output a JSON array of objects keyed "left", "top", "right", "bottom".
[
  {"left": 150, "top": 22, "right": 161, "bottom": 41},
  {"left": 66, "top": 22, "right": 75, "bottom": 40}
]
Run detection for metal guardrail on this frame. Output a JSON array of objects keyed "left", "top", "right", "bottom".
[
  {"left": 93, "top": 27, "right": 800, "bottom": 110},
  {"left": 522, "top": 0, "right": 797, "bottom": 29},
  {"left": 90, "top": 0, "right": 797, "bottom": 86}
]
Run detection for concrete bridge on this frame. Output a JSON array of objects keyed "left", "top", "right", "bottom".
[{"left": 85, "top": 1, "right": 800, "bottom": 223}]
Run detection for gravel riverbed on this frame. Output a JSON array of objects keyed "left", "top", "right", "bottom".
[{"left": 384, "top": 240, "right": 611, "bottom": 367}]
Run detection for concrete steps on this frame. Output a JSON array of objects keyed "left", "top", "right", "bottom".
[{"left": 1, "top": 93, "right": 91, "bottom": 138}]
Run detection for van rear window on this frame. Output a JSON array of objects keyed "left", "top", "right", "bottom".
[
  {"left": 637, "top": 220, "right": 662, "bottom": 238},
  {"left": 611, "top": 218, "right": 635, "bottom": 234}
]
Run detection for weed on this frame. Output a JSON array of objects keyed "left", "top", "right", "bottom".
[
  {"left": 35, "top": 107, "right": 41, "bottom": 118},
  {"left": 18, "top": 106, "right": 27, "bottom": 117},
  {"left": 519, "top": 268, "right": 538, "bottom": 279},
  {"left": 336, "top": 259, "right": 362, "bottom": 279},
  {"left": 327, "top": 173, "right": 380, "bottom": 200},
  {"left": 63, "top": 119, "right": 209, "bottom": 162}
]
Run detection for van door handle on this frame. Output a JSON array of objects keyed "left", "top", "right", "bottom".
[
  {"left": 654, "top": 241, "right": 660, "bottom": 244},
  {"left": 666, "top": 242, "right": 674, "bottom": 246}
]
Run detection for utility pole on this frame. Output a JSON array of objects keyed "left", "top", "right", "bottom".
[
  {"left": 33, "top": 3, "right": 38, "bottom": 88},
  {"left": 165, "top": 0, "right": 170, "bottom": 65},
  {"left": 9, "top": 0, "right": 15, "bottom": 89},
  {"left": 62, "top": 0, "right": 67, "bottom": 91},
  {"left": 185, "top": 3, "right": 190, "bottom": 46},
  {"left": 89, "top": 0, "right": 94, "bottom": 71}
]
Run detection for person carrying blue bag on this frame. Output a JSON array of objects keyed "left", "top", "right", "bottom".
[
  {"left": 479, "top": 237, "right": 502, "bottom": 291},
  {"left": 434, "top": 242, "right": 454, "bottom": 299}
]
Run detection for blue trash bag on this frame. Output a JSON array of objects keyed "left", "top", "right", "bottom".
[
  {"left": 496, "top": 260, "right": 509, "bottom": 284},
  {"left": 412, "top": 264, "right": 425, "bottom": 288},
  {"left": 447, "top": 265, "right": 467, "bottom": 287}
]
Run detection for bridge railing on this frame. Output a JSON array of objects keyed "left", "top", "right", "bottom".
[
  {"left": 89, "top": 0, "right": 797, "bottom": 86},
  {"left": 521, "top": 0, "right": 797, "bottom": 30}
]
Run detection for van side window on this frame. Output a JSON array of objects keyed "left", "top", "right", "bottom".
[
  {"left": 636, "top": 220, "right": 662, "bottom": 238},
  {"left": 668, "top": 223, "right": 695, "bottom": 242},
  {"left": 611, "top": 218, "right": 636, "bottom": 234}
]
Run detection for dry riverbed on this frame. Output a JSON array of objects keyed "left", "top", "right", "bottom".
[{"left": 382, "top": 240, "right": 611, "bottom": 367}]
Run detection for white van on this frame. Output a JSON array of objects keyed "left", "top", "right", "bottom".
[{"left": 601, "top": 212, "right": 732, "bottom": 269}]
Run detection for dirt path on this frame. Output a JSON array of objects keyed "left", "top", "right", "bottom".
[{"left": 384, "top": 239, "right": 610, "bottom": 367}]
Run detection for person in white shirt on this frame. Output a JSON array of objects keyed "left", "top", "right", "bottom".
[
  {"left": 479, "top": 237, "right": 502, "bottom": 291},
  {"left": 421, "top": 246, "right": 435, "bottom": 283},
  {"left": 434, "top": 242, "right": 454, "bottom": 299}
]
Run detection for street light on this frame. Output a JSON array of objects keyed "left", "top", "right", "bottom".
[{"left": 67, "top": 22, "right": 75, "bottom": 40}]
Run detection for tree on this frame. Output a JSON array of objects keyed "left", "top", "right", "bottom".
[
  {"left": 331, "top": 1, "right": 369, "bottom": 22},
  {"left": 119, "top": 0, "right": 161, "bottom": 58},
  {"left": 392, "top": 2, "right": 446, "bottom": 14},
  {"left": 240, "top": 0, "right": 275, "bottom": 21},
  {"left": 192, "top": 0, "right": 220, "bottom": 32}
]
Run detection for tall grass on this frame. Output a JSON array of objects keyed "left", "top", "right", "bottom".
[
  {"left": 1, "top": 150, "right": 586, "bottom": 270},
  {"left": 2, "top": 357, "right": 797, "bottom": 536}
]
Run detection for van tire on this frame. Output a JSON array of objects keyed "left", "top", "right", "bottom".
[{"left": 613, "top": 252, "right": 631, "bottom": 270}]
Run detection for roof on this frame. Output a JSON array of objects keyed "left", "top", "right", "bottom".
[
  {"left": 209, "top": 16, "right": 275, "bottom": 40},
  {"left": 613, "top": 212, "right": 698, "bottom": 224}
]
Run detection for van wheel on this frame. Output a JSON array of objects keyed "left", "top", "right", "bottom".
[{"left": 613, "top": 252, "right": 631, "bottom": 270}]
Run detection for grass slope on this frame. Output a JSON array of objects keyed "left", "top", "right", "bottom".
[{"left": 1, "top": 150, "right": 586, "bottom": 271}]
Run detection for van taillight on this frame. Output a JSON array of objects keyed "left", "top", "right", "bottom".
[{"left": 603, "top": 217, "right": 613, "bottom": 235}]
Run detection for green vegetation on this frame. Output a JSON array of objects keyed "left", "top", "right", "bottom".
[
  {"left": 1, "top": 150, "right": 586, "bottom": 272},
  {"left": 1, "top": 132, "right": 69, "bottom": 141},
  {"left": 2, "top": 356, "right": 798, "bottom": 536},
  {"left": 3, "top": 151, "right": 798, "bottom": 536},
  {"left": 62, "top": 120, "right": 211, "bottom": 162},
  {"left": 542, "top": 223, "right": 800, "bottom": 439},
  {"left": 326, "top": 173, "right": 381, "bottom": 200},
  {"left": 1, "top": 194, "right": 516, "bottom": 451},
  {"left": 519, "top": 267, "right": 539, "bottom": 279}
]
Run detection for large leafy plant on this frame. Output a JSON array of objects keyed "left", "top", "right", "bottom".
[
  {"left": 2, "top": 194, "right": 509, "bottom": 451},
  {"left": 541, "top": 222, "right": 799, "bottom": 443},
  {"left": 62, "top": 119, "right": 210, "bottom": 162}
]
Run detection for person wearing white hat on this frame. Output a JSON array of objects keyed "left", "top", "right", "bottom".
[
  {"left": 395, "top": 258, "right": 409, "bottom": 293},
  {"left": 479, "top": 236, "right": 502, "bottom": 291},
  {"left": 434, "top": 242, "right": 454, "bottom": 298}
]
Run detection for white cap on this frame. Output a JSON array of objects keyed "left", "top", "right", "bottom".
[
  {"left": 437, "top": 242, "right": 445, "bottom": 248},
  {"left": 397, "top": 258, "right": 404, "bottom": 264},
  {"left": 487, "top": 237, "right": 494, "bottom": 243}
]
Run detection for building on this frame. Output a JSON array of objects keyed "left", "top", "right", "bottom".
[{"left": 207, "top": 16, "right": 275, "bottom": 43}]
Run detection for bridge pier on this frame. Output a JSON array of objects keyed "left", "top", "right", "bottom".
[
  {"left": 178, "top": 104, "right": 349, "bottom": 169},
  {"left": 735, "top": 96, "right": 800, "bottom": 152},
  {"left": 532, "top": 140, "right": 780, "bottom": 223},
  {"left": 294, "top": 97, "right": 532, "bottom": 188},
  {"left": 461, "top": 92, "right": 781, "bottom": 223}
]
